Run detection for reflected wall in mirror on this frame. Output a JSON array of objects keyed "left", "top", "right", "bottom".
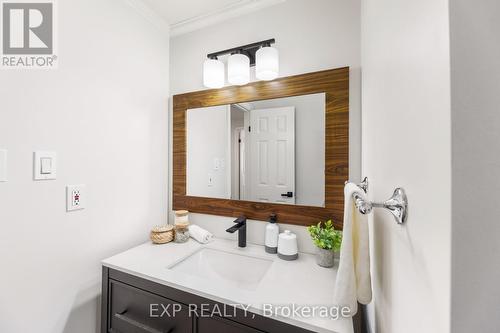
[{"left": 187, "top": 93, "right": 325, "bottom": 207}]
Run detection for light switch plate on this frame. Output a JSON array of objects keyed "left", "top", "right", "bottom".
[
  {"left": 34, "top": 151, "right": 57, "bottom": 180},
  {"left": 66, "top": 185, "right": 86, "bottom": 211},
  {"left": 40, "top": 157, "right": 52, "bottom": 174},
  {"left": 0, "top": 149, "right": 7, "bottom": 182}
]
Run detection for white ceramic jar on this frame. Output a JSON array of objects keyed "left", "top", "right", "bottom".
[{"left": 277, "top": 230, "right": 298, "bottom": 261}]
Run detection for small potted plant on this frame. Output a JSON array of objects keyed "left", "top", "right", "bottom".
[{"left": 307, "top": 220, "right": 342, "bottom": 268}]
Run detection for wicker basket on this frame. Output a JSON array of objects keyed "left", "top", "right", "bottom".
[{"left": 150, "top": 225, "right": 174, "bottom": 244}]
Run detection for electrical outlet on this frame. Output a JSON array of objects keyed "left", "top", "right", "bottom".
[
  {"left": 66, "top": 185, "right": 85, "bottom": 211},
  {"left": 72, "top": 189, "right": 81, "bottom": 206}
]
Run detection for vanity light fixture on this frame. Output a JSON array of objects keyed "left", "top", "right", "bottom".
[
  {"left": 203, "top": 56, "right": 225, "bottom": 89},
  {"left": 256, "top": 43, "right": 279, "bottom": 81},
  {"left": 203, "top": 38, "right": 278, "bottom": 88},
  {"left": 228, "top": 51, "right": 250, "bottom": 86}
]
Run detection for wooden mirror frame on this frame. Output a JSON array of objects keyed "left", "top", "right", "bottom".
[{"left": 173, "top": 67, "right": 349, "bottom": 228}]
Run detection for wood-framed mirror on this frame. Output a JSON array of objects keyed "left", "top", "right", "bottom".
[{"left": 173, "top": 67, "right": 349, "bottom": 228}]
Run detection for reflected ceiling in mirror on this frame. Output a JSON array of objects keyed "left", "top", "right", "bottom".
[{"left": 186, "top": 93, "right": 325, "bottom": 207}]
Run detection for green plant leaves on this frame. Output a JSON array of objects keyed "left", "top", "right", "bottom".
[{"left": 307, "top": 219, "right": 343, "bottom": 251}]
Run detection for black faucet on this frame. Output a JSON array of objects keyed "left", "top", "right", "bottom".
[{"left": 226, "top": 215, "right": 247, "bottom": 248}]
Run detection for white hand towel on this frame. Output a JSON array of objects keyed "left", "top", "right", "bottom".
[
  {"left": 188, "top": 225, "right": 214, "bottom": 244},
  {"left": 333, "top": 182, "right": 372, "bottom": 316}
]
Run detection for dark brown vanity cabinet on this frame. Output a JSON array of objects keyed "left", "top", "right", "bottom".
[
  {"left": 197, "top": 316, "right": 264, "bottom": 333},
  {"left": 102, "top": 267, "right": 316, "bottom": 333},
  {"left": 102, "top": 267, "right": 366, "bottom": 333},
  {"left": 109, "top": 280, "right": 192, "bottom": 333}
]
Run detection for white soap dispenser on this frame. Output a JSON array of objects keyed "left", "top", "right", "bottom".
[{"left": 265, "top": 213, "right": 279, "bottom": 254}]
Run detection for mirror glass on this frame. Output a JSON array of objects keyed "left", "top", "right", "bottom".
[{"left": 186, "top": 93, "right": 325, "bottom": 207}]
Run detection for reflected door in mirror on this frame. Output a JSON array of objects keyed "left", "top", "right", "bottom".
[{"left": 248, "top": 107, "right": 295, "bottom": 204}]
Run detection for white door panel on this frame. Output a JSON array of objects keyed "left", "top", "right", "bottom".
[{"left": 249, "top": 107, "right": 295, "bottom": 204}]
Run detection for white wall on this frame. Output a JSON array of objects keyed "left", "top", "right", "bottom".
[
  {"left": 449, "top": 1, "right": 500, "bottom": 332},
  {"left": 0, "top": 0, "right": 169, "bottom": 332},
  {"left": 169, "top": 0, "right": 361, "bottom": 253},
  {"left": 187, "top": 105, "right": 230, "bottom": 198},
  {"left": 361, "top": 0, "right": 451, "bottom": 332}
]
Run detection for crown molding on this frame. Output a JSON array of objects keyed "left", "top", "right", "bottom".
[
  {"left": 124, "top": 0, "right": 170, "bottom": 35},
  {"left": 170, "top": 0, "right": 286, "bottom": 37}
]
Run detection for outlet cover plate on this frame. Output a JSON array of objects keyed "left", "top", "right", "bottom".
[{"left": 66, "top": 185, "right": 86, "bottom": 211}]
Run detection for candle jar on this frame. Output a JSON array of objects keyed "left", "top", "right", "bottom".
[
  {"left": 174, "top": 210, "right": 190, "bottom": 243},
  {"left": 174, "top": 210, "right": 189, "bottom": 224}
]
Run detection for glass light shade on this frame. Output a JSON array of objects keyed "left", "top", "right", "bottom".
[
  {"left": 256, "top": 46, "right": 279, "bottom": 81},
  {"left": 203, "top": 58, "right": 225, "bottom": 88},
  {"left": 227, "top": 53, "right": 250, "bottom": 86}
]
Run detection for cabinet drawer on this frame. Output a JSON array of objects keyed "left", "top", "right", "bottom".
[
  {"left": 197, "top": 316, "right": 264, "bottom": 333},
  {"left": 108, "top": 280, "right": 192, "bottom": 333}
]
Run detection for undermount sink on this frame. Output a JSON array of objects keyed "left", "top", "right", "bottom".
[{"left": 169, "top": 248, "right": 273, "bottom": 291}]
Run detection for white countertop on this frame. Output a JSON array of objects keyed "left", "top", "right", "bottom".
[{"left": 102, "top": 238, "right": 353, "bottom": 333}]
